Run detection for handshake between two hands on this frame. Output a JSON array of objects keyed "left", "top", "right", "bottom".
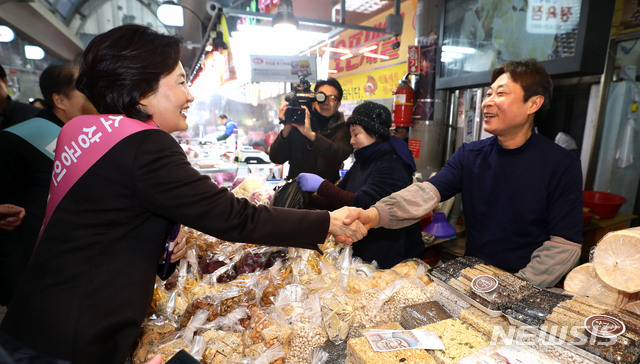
[
  {"left": 327, "top": 206, "right": 379, "bottom": 245},
  {"left": 294, "top": 173, "right": 379, "bottom": 244}
]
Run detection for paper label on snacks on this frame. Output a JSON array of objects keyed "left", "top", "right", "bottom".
[
  {"left": 584, "top": 315, "right": 626, "bottom": 338},
  {"left": 364, "top": 329, "right": 445, "bottom": 351},
  {"left": 471, "top": 275, "right": 498, "bottom": 293}
]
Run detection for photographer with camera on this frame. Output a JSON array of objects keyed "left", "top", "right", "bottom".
[{"left": 269, "top": 77, "right": 352, "bottom": 183}]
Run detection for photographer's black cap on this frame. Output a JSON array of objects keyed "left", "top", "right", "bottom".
[{"left": 346, "top": 101, "right": 392, "bottom": 139}]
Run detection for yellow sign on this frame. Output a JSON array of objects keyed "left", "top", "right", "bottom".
[
  {"left": 337, "top": 63, "right": 406, "bottom": 101},
  {"left": 330, "top": 1, "right": 416, "bottom": 78},
  {"left": 611, "top": 0, "right": 640, "bottom": 35}
]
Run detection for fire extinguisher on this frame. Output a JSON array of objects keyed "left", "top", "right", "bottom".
[{"left": 392, "top": 74, "right": 415, "bottom": 128}]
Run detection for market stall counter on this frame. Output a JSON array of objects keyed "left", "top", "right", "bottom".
[{"left": 131, "top": 177, "right": 640, "bottom": 364}]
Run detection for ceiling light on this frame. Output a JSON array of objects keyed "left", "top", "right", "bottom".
[
  {"left": 441, "top": 51, "right": 464, "bottom": 63},
  {"left": 0, "top": 25, "right": 15, "bottom": 42},
  {"left": 442, "top": 45, "right": 476, "bottom": 54},
  {"left": 363, "top": 52, "right": 389, "bottom": 60},
  {"left": 344, "top": 0, "right": 389, "bottom": 14},
  {"left": 339, "top": 53, "right": 354, "bottom": 60},
  {"left": 25, "top": 45, "right": 45, "bottom": 60},
  {"left": 358, "top": 44, "right": 378, "bottom": 53},
  {"left": 272, "top": 0, "right": 298, "bottom": 31},
  {"left": 156, "top": 2, "right": 184, "bottom": 27}
]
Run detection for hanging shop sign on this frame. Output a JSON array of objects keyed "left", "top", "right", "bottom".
[
  {"left": 407, "top": 45, "right": 420, "bottom": 74},
  {"left": 337, "top": 63, "right": 406, "bottom": 101},
  {"left": 329, "top": 0, "right": 416, "bottom": 78},
  {"left": 249, "top": 55, "right": 317, "bottom": 83},
  {"left": 526, "top": 0, "right": 581, "bottom": 34},
  {"left": 611, "top": 0, "right": 640, "bottom": 35}
]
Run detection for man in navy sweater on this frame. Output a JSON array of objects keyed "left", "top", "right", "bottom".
[{"left": 346, "top": 59, "right": 583, "bottom": 288}]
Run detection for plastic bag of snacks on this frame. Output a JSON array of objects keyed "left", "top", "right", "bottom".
[
  {"left": 145, "top": 309, "right": 209, "bottom": 363},
  {"left": 132, "top": 317, "right": 179, "bottom": 364},
  {"left": 285, "top": 319, "right": 328, "bottom": 364},
  {"left": 288, "top": 248, "right": 322, "bottom": 285},
  {"left": 244, "top": 305, "right": 291, "bottom": 348},
  {"left": 205, "top": 305, "right": 250, "bottom": 333},
  {"left": 255, "top": 261, "right": 288, "bottom": 307},
  {"left": 309, "top": 347, "right": 329, "bottom": 364},
  {"left": 273, "top": 291, "right": 327, "bottom": 364},
  {"left": 200, "top": 328, "right": 244, "bottom": 364},
  {"left": 390, "top": 258, "right": 432, "bottom": 286},
  {"left": 225, "top": 343, "right": 285, "bottom": 364},
  {"left": 232, "top": 175, "right": 268, "bottom": 201},
  {"left": 271, "top": 283, "right": 309, "bottom": 320},
  {"left": 179, "top": 287, "right": 249, "bottom": 328},
  {"left": 373, "top": 277, "right": 433, "bottom": 322},
  {"left": 347, "top": 264, "right": 401, "bottom": 295},
  {"left": 320, "top": 286, "right": 354, "bottom": 344}
]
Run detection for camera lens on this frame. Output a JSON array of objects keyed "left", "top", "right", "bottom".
[{"left": 316, "top": 91, "right": 326, "bottom": 103}]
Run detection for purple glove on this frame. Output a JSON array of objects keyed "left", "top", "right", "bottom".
[{"left": 296, "top": 173, "right": 324, "bottom": 192}]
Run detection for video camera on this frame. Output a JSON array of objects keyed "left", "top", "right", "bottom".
[{"left": 283, "top": 74, "right": 326, "bottom": 125}]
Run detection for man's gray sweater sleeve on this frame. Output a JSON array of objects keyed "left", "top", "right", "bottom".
[{"left": 373, "top": 182, "right": 441, "bottom": 229}]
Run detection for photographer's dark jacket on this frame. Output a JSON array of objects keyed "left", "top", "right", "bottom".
[
  {"left": 310, "top": 138, "right": 424, "bottom": 269},
  {"left": 269, "top": 110, "right": 352, "bottom": 183}
]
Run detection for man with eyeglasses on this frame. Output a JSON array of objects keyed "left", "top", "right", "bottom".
[{"left": 269, "top": 77, "right": 352, "bottom": 183}]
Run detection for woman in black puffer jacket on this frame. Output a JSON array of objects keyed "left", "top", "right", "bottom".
[{"left": 296, "top": 101, "right": 424, "bottom": 268}]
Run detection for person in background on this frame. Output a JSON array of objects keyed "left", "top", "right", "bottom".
[
  {"left": 216, "top": 113, "right": 238, "bottom": 141},
  {"left": 391, "top": 125, "right": 410, "bottom": 142},
  {"left": 344, "top": 59, "right": 583, "bottom": 288},
  {"left": 0, "top": 24, "right": 367, "bottom": 364},
  {"left": 0, "top": 204, "right": 24, "bottom": 231},
  {"left": 296, "top": 102, "right": 423, "bottom": 269},
  {"left": 269, "top": 77, "right": 352, "bottom": 183},
  {"left": 29, "top": 98, "right": 46, "bottom": 109},
  {"left": 0, "top": 63, "right": 100, "bottom": 307},
  {"left": 0, "top": 64, "right": 40, "bottom": 129}
]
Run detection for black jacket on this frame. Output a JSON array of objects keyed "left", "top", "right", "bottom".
[
  {"left": 1, "top": 127, "right": 329, "bottom": 364},
  {"left": 0, "top": 96, "right": 40, "bottom": 130},
  {"left": 0, "top": 110, "right": 65, "bottom": 305},
  {"left": 312, "top": 139, "right": 424, "bottom": 268},
  {"left": 269, "top": 110, "right": 352, "bottom": 183}
]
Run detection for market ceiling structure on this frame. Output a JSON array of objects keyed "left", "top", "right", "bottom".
[{"left": 0, "top": 0, "right": 399, "bottom": 73}]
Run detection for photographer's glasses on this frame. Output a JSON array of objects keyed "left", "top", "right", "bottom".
[
  {"left": 317, "top": 91, "right": 339, "bottom": 103},
  {"left": 325, "top": 95, "right": 340, "bottom": 102}
]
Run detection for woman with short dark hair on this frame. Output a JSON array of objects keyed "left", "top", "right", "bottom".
[{"left": 0, "top": 24, "right": 366, "bottom": 364}]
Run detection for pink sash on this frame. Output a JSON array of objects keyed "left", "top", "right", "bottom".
[{"left": 39, "top": 115, "right": 157, "bottom": 241}]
